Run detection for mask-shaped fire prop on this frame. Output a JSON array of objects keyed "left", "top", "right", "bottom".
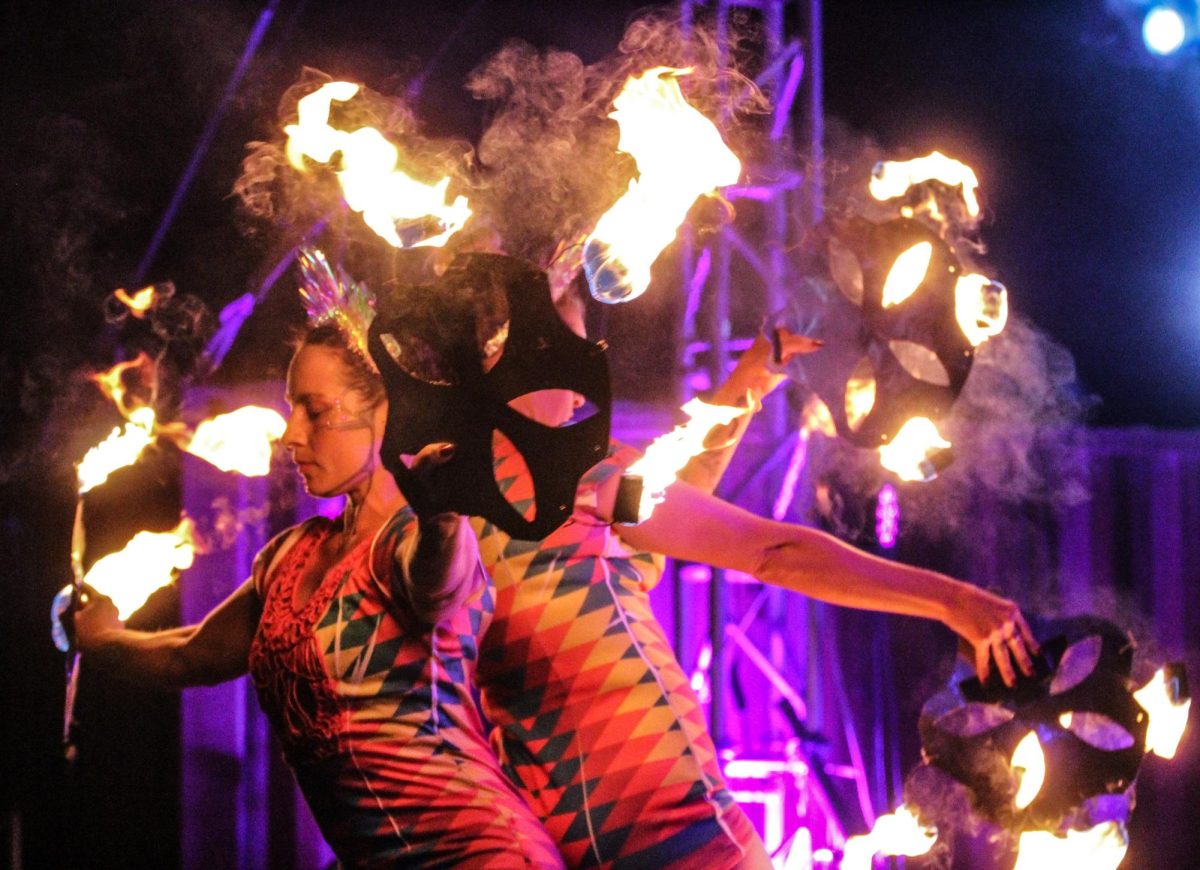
[
  {"left": 369, "top": 252, "right": 612, "bottom": 540},
  {"left": 794, "top": 153, "right": 1008, "bottom": 483},
  {"left": 893, "top": 616, "right": 1190, "bottom": 867}
]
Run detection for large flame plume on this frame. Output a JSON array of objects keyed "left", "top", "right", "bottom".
[
  {"left": 76, "top": 406, "right": 158, "bottom": 495},
  {"left": 1133, "top": 666, "right": 1191, "bottom": 759},
  {"left": 82, "top": 518, "right": 196, "bottom": 620},
  {"left": 1013, "top": 821, "right": 1128, "bottom": 870},
  {"left": 840, "top": 804, "right": 937, "bottom": 870},
  {"left": 870, "top": 150, "right": 981, "bottom": 218},
  {"left": 626, "top": 397, "right": 746, "bottom": 521},
  {"left": 583, "top": 66, "right": 742, "bottom": 303},
  {"left": 285, "top": 81, "right": 471, "bottom": 249},
  {"left": 186, "top": 407, "right": 286, "bottom": 477}
]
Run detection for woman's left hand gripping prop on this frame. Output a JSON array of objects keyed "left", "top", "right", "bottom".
[{"left": 393, "top": 442, "right": 482, "bottom": 624}]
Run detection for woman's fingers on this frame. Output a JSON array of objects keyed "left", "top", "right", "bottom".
[{"left": 772, "top": 328, "right": 824, "bottom": 365}]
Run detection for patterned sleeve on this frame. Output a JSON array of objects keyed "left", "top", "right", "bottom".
[
  {"left": 251, "top": 521, "right": 310, "bottom": 600},
  {"left": 368, "top": 506, "right": 483, "bottom": 625}
]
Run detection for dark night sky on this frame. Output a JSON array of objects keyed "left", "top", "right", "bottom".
[
  {"left": 1, "top": 0, "right": 1199, "bottom": 864},
  {"left": 4, "top": 0, "right": 1199, "bottom": 432}
]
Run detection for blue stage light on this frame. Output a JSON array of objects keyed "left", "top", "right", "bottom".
[{"left": 1143, "top": 6, "right": 1189, "bottom": 56}]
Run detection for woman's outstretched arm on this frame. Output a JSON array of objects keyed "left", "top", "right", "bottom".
[
  {"left": 73, "top": 578, "right": 259, "bottom": 690},
  {"left": 615, "top": 479, "right": 1038, "bottom": 686},
  {"left": 677, "top": 329, "right": 820, "bottom": 495}
]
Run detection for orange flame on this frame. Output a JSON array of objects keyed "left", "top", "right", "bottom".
[
  {"left": 870, "top": 151, "right": 981, "bottom": 218},
  {"left": 801, "top": 395, "right": 837, "bottom": 438},
  {"left": 90, "top": 353, "right": 154, "bottom": 418},
  {"left": 82, "top": 517, "right": 195, "bottom": 620},
  {"left": 1014, "top": 821, "right": 1128, "bottom": 870},
  {"left": 185, "top": 406, "right": 287, "bottom": 476},
  {"left": 878, "top": 417, "right": 951, "bottom": 483},
  {"left": 840, "top": 805, "right": 937, "bottom": 870},
  {"left": 1011, "top": 731, "right": 1046, "bottom": 810},
  {"left": 881, "top": 242, "right": 933, "bottom": 308},
  {"left": 1134, "top": 667, "right": 1192, "bottom": 759},
  {"left": 76, "top": 406, "right": 157, "bottom": 495},
  {"left": 955, "top": 274, "right": 1009, "bottom": 346},
  {"left": 626, "top": 397, "right": 747, "bottom": 521},
  {"left": 285, "top": 81, "right": 471, "bottom": 249},
  {"left": 113, "top": 286, "right": 156, "bottom": 318},
  {"left": 584, "top": 67, "right": 742, "bottom": 302}
]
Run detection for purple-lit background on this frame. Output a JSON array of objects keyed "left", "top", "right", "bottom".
[{"left": 2, "top": 0, "right": 1199, "bottom": 867}]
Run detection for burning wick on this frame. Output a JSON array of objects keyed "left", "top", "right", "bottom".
[
  {"left": 113, "top": 285, "right": 156, "bottom": 319},
  {"left": 870, "top": 150, "right": 981, "bottom": 218},
  {"left": 285, "top": 81, "right": 472, "bottom": 249},
  {"left": 1133, "top": 664, "right": 1191, "bottom": 759},
  {"left": 955, "top": 274, "right": 1009, "bottom": 346},
  {"left": 840, "top": 804, "right": 937, "bottom": 870},
  {"left": 622, "top": 398, "right": 747, "bottom": 522},
  {"left": 1011, "top": 730, "right": 1047, "bottom": 810},
  {"left": 584, "top": 67, "right": 742, "bottom": 304},
  {"left": 878, "top": 417, "right": 952, "bottom": 483},
  {"left": 78, "top": 518, "right": 196, "bottom": 621},
  {"left": 881, "top": 242, "right": 933, "bottom": 308}
]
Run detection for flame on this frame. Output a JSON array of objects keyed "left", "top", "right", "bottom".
[
  {"left": 82, "top": 518, "right": 195, "bottom": 620},
  {"left": 626, "top": 397, "right": 746, "bottom": 521},
  {"left": 878, "top": 417, "right": 951, "bottom": 482},
  {"left": 76, "top": 406, "right": 157, "bottom": 494},
  {"left": 113, "top": 286, "right": 156, "bottom": 318},
  {"left": 1134, "top": 667, "right": 1192, "bottom": 759},
  {"left": 955, "top": 274, "right": 1009, "bottom": 346},
  {"left": 881, "top": 242, "right": 933, "bottom": 308},
  {"left": 583, "top": 67, "right": 742, "bottom": 303},
  {"left": 1013, "top": 821, "right": 1128, "bottom": 870},
  {"left": 845, "top": 359, "right": 877, "bottom": 432},
  {"left": 870, "top": 151, "right": 980, "bottom": 218},
  {"left": 840, "top": 805, "right": 937, "bottom": 870},
  {"left": 802, "top": 394, "right": 837, "bottom": 438},
  {"left": 1011, "top": 730, "right": 1046, "bottom": 810},
  {"left": 186, "top": 406, "right": 287, "bottom": 476},
  {"left": 91, "top": 353, "right": 154, "bottom": 417},
  {"left": 285, "top": 81, "right": 471, "bottom": 249}
]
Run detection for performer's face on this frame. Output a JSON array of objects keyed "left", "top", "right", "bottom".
[{"left": 283, "top": 345, "right": 385, "bottom": 498}]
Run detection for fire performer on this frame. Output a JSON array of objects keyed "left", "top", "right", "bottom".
[
  {"left": 467, "top": 269, "right": 1040, "bottom": 870},
  {"left": 71, "top": 315, "right": 565, "bottom": 868}
]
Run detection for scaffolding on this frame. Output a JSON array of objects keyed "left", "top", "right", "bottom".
[{"left": 671, "top": 0, "right": 890, "bottom": 854}]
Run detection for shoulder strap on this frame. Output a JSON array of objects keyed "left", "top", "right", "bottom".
[{"left": 252, "top": 520, "right": 315, "bottom": 599}]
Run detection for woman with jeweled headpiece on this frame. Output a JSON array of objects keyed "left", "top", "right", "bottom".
[{"left": 71, "top": 256, "right": 564, "bottom": 868}]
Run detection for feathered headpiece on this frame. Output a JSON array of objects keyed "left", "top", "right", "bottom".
[{"left": 297, "top": 247, "right": 377, "bottom": 370}]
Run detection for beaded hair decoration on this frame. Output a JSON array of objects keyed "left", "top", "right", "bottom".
[{"left": 297, "top": 246, "right": 378, "bottom": 372}]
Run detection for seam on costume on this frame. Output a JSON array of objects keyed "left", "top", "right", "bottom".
[
  {"left": 348, "top": 739, "right": 409, "bottom": 850},
  {"left": 597, "top": 556, "right": 743, "bottom": 854},
  {"left": 576, "top": 734, "right": 603, "bottom": 867}
]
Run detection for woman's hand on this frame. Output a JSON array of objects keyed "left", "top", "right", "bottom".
[
  {"left": 396, "top": 441, "right": 456, "bottom": 519},
  {"left": 943, "top": 585, "right": 1039, "bottom": 687},
  {"left": 72, "top": 586, "right": 124, "bottom": 652}
]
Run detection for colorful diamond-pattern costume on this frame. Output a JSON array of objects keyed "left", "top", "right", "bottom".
[
  {"left": 248, "top": 507, "right": 564, "bottom": 868},
  {"left": 471, "top": 442, "right": 759, "bottom": 869}
]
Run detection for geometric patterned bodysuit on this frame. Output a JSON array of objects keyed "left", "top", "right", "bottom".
[
  {"left": 248, "top": 507, "right": 564, "bottom": 869},
  {"left": 471, "top": 443, "right": 759, "bottom": 869}
]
